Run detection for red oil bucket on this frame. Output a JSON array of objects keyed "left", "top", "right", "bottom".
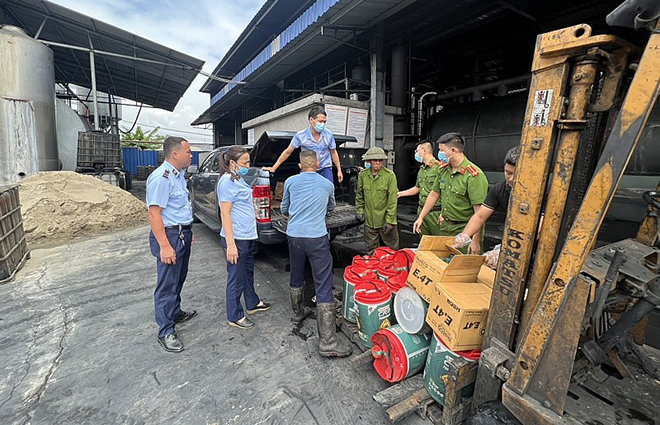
[
  {"left": 376, "top": 262, "right": 404, "bottom": 325},
  {"left": 371, "top": 324, "right": 432, "bottom": 383},
  {"left": 423, "top": 333, "right": 481, "bottom": 405},
  {"left": 373, "top": 247, "right": 396, "bottom": 260},
  {"left": 391, "top": 249, "right": 416, "bottom": 280},
  {"left": 352, "top": 255, "right": 381, "bottom": 269},
  {"left": 342, "top": 266, "right": 378, "bottom": 323},
  {"left": 387, "top": 272, "right": 408, "bottom": 294},
  {"left": 354, "top": 279, "right": 392, "bottom": 348},
  {"left": 376, "top": 258, "right": 396, "bottom": 282}
]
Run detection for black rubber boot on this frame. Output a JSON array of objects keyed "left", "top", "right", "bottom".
[
  {"left": 317, "top": 302, "right": 352, "bottom": 358},
  {"left": 291, "top": 287, "right": 311, "bottom": 325}
]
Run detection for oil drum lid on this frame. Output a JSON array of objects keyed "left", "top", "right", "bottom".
[
  {"left": 371, "top": 325, "right": 408, "bottom": 383},
  {"left": 394, "top": 287, "right": 429, "bottom": 334},
  {"left": 433, "top": 332, "right": 482, "bottom": 361},
  {"left": 344, "top": 265, "right": 378, "bottom": 284},
  {"left": 373, "top": 247, "right": 396, "bottom": 260},
  {"left": 387, "top": 272, "right": 408, "bottom": 292},
  {"left": 353, "top": 255, "right": 380, "bottom": 269},
  {"left": 392, "top": 249, "right": 415, "bottom": 272},
  {"left": 354, "top": 279, "right": 391, "bottom": 304},
  {"left": 377, "top": 258, "right": 396, "bottom": 275}
]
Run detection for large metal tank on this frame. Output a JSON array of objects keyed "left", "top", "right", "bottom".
[
  {"left": 426, "top": 93, "right": 660, "bottom": 180},
  {"left": 0, "top": 25, "right": 58, "bottom": 185},
  {"left": 425, "top": 94, "right": 660, "bottom": 231}
]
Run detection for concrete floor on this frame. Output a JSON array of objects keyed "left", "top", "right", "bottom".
[{"left": 0, "top": 223, "right": 428, "bottom": 425}]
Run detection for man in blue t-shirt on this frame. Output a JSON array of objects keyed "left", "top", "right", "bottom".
[
  {"left": 281, "top": 150, "right": 352, "bottom": 358},
  {"left": 263, "top": 106, "right": 343, "bottom": 184}
]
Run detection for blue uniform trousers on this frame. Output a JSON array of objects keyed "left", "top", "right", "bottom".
[
  {"left": 287, "top": 235, "right": 333, "bottom": 303},
  {"left": 221, "top": 238, "right": 260, "bottom": 322},
  {"left": 149, "top": 228, "right": 192, "bottom": 338},
  {"left": 317, "top": 167, "right": 333, "bottom": 183}
]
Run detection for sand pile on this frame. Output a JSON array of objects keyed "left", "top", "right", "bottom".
[{"left": 19, "top": 171, "right": 148, "bottom": 247}]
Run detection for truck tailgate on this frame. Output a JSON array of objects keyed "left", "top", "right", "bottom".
[{"left": 271, "top": 203, "right": 360, "bottom": 235}]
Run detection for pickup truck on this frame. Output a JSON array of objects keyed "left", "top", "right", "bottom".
[{"left": 187, "top": 131, "right": 363, "bottom": 245}]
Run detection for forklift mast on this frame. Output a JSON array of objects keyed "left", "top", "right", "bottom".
[{"left": 471, "top": 0, "right": 660, "bottom": 423}]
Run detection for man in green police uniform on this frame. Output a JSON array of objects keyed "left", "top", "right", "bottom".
[
  {"left": 356, "top": 147, "right": 399, "bottom": 255},
  {"left": 398, "top": 140, "right": 446, "bottom": 235},
  {"left": 413, "top": 133, "right": 488, "bottom": 254}
]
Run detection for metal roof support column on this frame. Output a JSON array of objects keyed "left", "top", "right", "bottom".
[
  {"left": 369, "top": 22, "right": 385, "bottom": 148},
  {"left": 234, "top": 115, "right": 242, "bottom": 145},
  {"left": 391, "top": 36, "right": 409, "bottom": 134},
  {"left": 89, "top": 50, "right": 99, "bottom": 130}
]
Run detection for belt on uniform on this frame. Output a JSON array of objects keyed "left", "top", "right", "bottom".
[
  {"left": 165, "top": 224, "right": 192, "bottom": 246},
  {"left": 444, "top": 219, "right": 467, "bottom": 226},
  {"left": 165, "top": 224, "right": 193, "bottom": 230},
  {"left": 431, "top": 205, "right": 442, "bottom": 212}
]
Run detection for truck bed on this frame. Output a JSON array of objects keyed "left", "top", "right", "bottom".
[{"left": 271, "top": 202, "right": 360, "bottom": 235}]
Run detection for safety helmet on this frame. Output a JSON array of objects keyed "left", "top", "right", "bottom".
[{"left": 362, "top": 147, "right": 388, "bottom": 161}]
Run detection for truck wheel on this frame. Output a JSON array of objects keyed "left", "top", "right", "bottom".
[
  {"left": 118, "top": 172, "right": 127, "bottom": 190},
  {"left": 122, "top": 171, "right": 132, "bottom": 191}
]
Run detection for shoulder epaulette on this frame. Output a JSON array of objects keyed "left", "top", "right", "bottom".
[
  {"left": 162, "top": 169, "right": 170, "bottom": 178},
  {"left": 435, "top": 160, "right": 449, "bottom": 168},
  {"left": 466, "top": 165, "right": 480, "bottom": 177}
]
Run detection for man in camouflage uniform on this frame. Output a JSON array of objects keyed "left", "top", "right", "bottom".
[
  {"left": 398, "top": 140, "right": 446, "bottom": 235},
  {"left": 413, "top": 133, "right": 488, "bottom": 254}
]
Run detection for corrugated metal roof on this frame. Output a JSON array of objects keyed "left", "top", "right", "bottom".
[
  {"left": 193, "top": 0, "right": 415, "bottom": 125},
  {"left": 0, "top": 0, "right": 204, "bottom": 111},
  {"left": 200, "top": 0, "right": 317, "bottom": 95}
]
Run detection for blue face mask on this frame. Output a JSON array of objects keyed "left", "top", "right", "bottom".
[
  {"left": 364, "top": 162, "right": 371, "bottom": 169},
  {"left": 437, "top": 150, "right": 451, "bottom": 164},
  {"left": 414, "top": 153, "right": 423, "bottom": 163},
  {"left": 237, "top": 167, "right": 249, "bottom": 176},
  {"left": 314, "top": 122, "right": 325, "bottom": 132}
]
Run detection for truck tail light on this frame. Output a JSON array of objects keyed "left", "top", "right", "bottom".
[{"left": 252, "top": 185, "right": 271, "bottom": 223}]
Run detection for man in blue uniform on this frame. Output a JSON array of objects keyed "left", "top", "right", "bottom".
[
  {"left": 147, "top": 136, "right": 196, "bottom": 353},
  {"left": 263, "top": 106, "right": 344, "bottom": 183},
  {"left": 281, "top": 150, "right": 352, "bottom": 358}
]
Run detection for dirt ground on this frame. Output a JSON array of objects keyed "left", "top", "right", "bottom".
[{"left": 0, "top": 223, "right": 428, "bottom": 425}]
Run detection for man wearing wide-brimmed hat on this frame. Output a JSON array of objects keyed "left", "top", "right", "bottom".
[{"left": 355, "top": 147, "right": 399, "bottom": 255}]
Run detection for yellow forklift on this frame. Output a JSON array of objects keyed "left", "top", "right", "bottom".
[{"left": 466, "top": 0, "right": 660, "bottom": 423}]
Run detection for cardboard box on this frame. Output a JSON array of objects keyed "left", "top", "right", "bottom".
[
  {"left": 406, "top": 236, "right": 485, "bottom": 303},
  {"left": 477, "top": 265, "right": 496, "bottom": 289},
  {"left": 426, "top": 281, "right": 493, "bottom": 351}
]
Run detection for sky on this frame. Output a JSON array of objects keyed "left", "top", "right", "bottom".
[{"left": 48, "top": 0, "right": 266, "bottom": 145}]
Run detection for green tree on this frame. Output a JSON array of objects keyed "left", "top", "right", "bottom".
[{"left": 121, "top": 126, "right": 166, "bottom": 150}]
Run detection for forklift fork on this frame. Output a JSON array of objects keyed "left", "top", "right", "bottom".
[
  {"left": 473, "top": 23, "right": 630, "bottom": 409},
  {"left": 501, "top": 20, "right": 660, "bottom": 425}
]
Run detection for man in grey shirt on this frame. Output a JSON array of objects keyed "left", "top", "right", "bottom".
[{"left": 282, "top": 150, "right": 352, "bottom": 358}]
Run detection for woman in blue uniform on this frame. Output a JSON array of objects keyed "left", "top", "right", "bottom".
[{"left": 217, "top": 146, "right": 271, "bottom": 329}]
